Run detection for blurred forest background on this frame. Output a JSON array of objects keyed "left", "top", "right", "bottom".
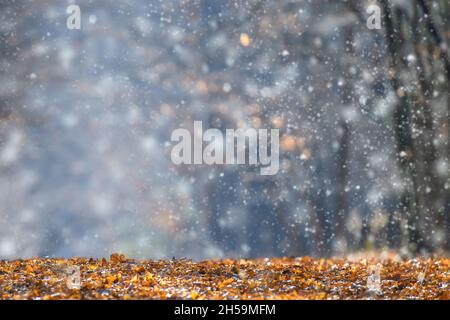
[{"left": 0, "top": 0, "right": 449, "bottom": 259}]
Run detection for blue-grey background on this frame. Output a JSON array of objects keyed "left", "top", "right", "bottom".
[{"left": 0, "top": 0, "right": 448, "bottom": 259}]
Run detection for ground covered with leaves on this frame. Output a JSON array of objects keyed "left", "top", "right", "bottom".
[{"left": 0, "top": 254, "right": 448, "bottom": 300}]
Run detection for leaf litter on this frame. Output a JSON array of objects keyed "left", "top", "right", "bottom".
[{"left": 0, "top": 254, "right": 448, "bottom": 300}]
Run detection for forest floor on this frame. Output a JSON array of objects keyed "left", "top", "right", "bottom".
[{"left": 0, "top": 253, "right": 448, "bottom": 300}]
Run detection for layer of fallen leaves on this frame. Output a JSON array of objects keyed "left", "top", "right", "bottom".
[{"left": 0, "top": 254, "right": 448, "bottom": 300}]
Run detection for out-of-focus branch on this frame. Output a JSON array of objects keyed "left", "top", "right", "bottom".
[{"left": 417, "top": 0, "right": 450, "bottom": 80}]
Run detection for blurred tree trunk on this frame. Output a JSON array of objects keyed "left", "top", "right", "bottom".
[
  {"left": 335, "top": 121, "right": 350, "bottom": 252},
  {"left": 418, "top": 0, "right": 450, "bottom": 249},
  {"left": 417, "top": 0, "right": 450, "bottom": 252},
  {"left": 380, "top": 0, "right": 423, "bottom": 252}
]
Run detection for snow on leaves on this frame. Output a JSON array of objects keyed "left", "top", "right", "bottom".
[{"left": 0, "top": 254, "right": 448, "bottom": 300}]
